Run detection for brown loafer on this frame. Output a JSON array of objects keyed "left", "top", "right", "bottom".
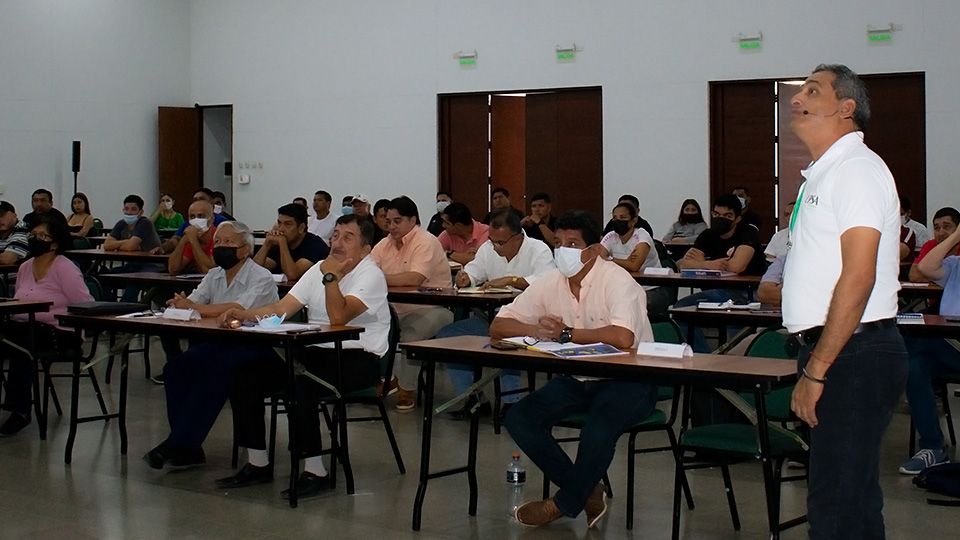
[
  {"left": 514, "top": 498, "right": 564, "bottom": 527},
  {"left": 584, "top": 483, "right": 608, "bottom": 528}
]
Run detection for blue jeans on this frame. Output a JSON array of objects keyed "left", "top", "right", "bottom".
[
  {"left": 799, "top": 326, "right": 906, "bottom": 540},
  {"left": 674, "top": 289, "right": 747, "bottom": 353},
  {"left": 437, "top": 315, "right": 522, "bottom": 404},
  {"left": 504, "top": 376, "right": 657, "bottom": 516},
  {"left": 904, "top": 336, "right": 960, "bottom": 451}
]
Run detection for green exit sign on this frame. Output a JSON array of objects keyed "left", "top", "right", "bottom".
[
  {"left": 557, "top": 52, "right": 575, "bottom": 60},
  {"left": 739, "top": 41, "right": 760, "bottom": 49},
  {"left": 459, "top": 58, "right": 476, "bottom": 66},
  {"left": 868, "top": 33, "right": 891, "bottom": 41}
]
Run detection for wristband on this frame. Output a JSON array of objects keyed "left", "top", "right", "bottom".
[{"left": 801, "top": 367, "right": 827, "bottom": 384}]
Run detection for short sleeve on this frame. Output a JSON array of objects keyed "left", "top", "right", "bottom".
[
  {"left": 188, "top": 272, "right": 216, "bottom": 304},
  {"left": 936, "top": 256, "right": 960, "bottom": 288},
  {"left": 831, "top": 158, "right": 891, "bottom": 234},
  {"left": 600, "top": 231, "right": 619, "bottom": 252},
  {"left": 109, "top": 221, "right": 125, "bottom": 240},
  {"left": 761, "top": 254, "right": 786, "bottom": 284},
  {"left": 288, "top": 263, "right": 323, "bottom": 306},
  {"left": 438, "top": 231, "right": 452, "bottom": 251},
  {"left": 133, "top": 218, "right": 153, "bottom": 239}
]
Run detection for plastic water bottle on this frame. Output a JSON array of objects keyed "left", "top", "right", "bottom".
[{"left": 507, "top": 452, "right": 526, "bottom": 517}]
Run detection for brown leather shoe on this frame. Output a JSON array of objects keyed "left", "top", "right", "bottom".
[
  {"left": 395, "top": 388, "right": 415, "bottom": 411},
  {"left": 376, "top": 376, "right": 399, "bottom": 397},
  {"left": 514, "top": 498, "right": 564, "bottom": 527},
  {"left": 584, "top": 483, "right": 607, "bottom": 528}
]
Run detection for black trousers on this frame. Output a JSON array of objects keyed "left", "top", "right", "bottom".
[{"left": 1, "top": 321, "right": 81, "bottom": 415}]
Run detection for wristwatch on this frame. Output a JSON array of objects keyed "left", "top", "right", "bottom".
[
  {"left": 322, "top": 272, "right": 339, "bottom": 285},
  {"left": 558, "top": 327, "right": 573, "bottom": 344}
]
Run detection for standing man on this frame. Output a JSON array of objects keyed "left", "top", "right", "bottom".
[
  {"left": 308, "top": 190, "right": 339, "bottom": 244},
  {"left": 253, "top": 203, "right": 329, "bottom": 281},
  {"left": 784, "top": 64, "right": 906, "bottom": 540},
  {"left": 521, "top": 192, "right": 556, "bottom": 249}
]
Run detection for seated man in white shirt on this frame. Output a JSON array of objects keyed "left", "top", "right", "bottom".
[
  {"left": 217, "top": 214, "right": 391, "bottom": 499},
  {"left": 440, "top": 210, "right": 555, "bottom": 420},
  {"left": 763, "top": 201, "right": 795, "bottom": 262},
  {"left": 143, "top": 221, "right": 280, "bottom": 471}
]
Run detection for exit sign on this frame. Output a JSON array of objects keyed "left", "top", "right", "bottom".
[
  {"left": 739, "top": 41, "right": 761, "bottom": 49},
  {"left": 868, "top": 33, "right": 891, "bottom": 41}
]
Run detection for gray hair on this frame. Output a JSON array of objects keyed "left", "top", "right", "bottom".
[
  {"left": 215, "top": 220, "right": 255, "bottom": 252},
  {"left": 813, "top": 63, "right": 871, "bottom": 130}
]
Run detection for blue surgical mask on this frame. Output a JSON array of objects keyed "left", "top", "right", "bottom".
[
  {"left": 256, "top": 313, "right": 285, "bottom": 329},
  {"left": 341, "top": 206, "right": 354, "bottom": 216},
  {"left": 122, "top": 214, "right": 139, "bottom": 225}
]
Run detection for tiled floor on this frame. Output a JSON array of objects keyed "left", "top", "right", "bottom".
[{"left": 0, "top": 337, "right": 955, "bottom": 539}]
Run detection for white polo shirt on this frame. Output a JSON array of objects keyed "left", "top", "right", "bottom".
[
  {"left": 462, "top": 235, "right": 555, "bottom": 287},
  {"left": 781, "top": 132, "right": 901, "bottom": 334},
  {"left": 287, "top": 255, "right": 390, "bottom": 357},
  {"left": 188, "top": 258, "right": 279, "bottom": 309}
]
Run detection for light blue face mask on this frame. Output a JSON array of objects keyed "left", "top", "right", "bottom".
[
  {"left": 122, "top": 214, "right": 139, "bottom": 225},
  {"left": 341, "top": 206, "right": 354, "bottom": 216},
  {"left": 256, "top": 313, "right": 285, "bottom": 329}
]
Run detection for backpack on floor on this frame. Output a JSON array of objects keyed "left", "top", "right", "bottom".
[{"left": 913, "top": 462, "right": 960, "bottom": 506}]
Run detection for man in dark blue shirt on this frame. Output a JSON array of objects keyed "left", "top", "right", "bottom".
[{"left": 253, "top": 203, "right": 329, "bottom": 281}]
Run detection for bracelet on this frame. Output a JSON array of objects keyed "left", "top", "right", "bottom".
[{"left": 801, "top": 367, "right": 827, "bottom": 384}]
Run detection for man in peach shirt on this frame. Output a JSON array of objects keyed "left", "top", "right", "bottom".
[
  {"left": 371, "top": 195, "right": 454, "bottom": 410},
  {"left": 491, "top": 210, "right": 657, "bottom": 529},
  {"left": 438, "top": 202, "right": 489, "bottom": 265}
]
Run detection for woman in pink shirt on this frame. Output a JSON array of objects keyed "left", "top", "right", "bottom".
[{"left": 1, "top": 215, "right": 92, "bottom": 436}]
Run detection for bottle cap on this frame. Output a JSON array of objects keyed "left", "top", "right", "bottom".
[{"left": 512, "top": 452, "right": 520, "bottom": 458}]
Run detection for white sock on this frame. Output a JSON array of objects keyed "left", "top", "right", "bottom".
[
  {"left": 303, "top": 456, "right": 328, "bottom": 477},
  {"left": 246, "top": 448, "right": 269, "bottom": 468}
]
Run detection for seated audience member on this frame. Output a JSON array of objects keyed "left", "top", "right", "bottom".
[
  {"left": 0, "top": 201, "right": 30, "bottom": 265},
  {"left": 439, "top": 202, "right": 490, "bottom": 265},
  {"left": 150, "top": 193, "right": 185, "bottom": 232},
  {"left": 598, "top": 202, "right": 670, "bottom": 314},
  {"left": 292, "top": 197, "right": 308, "bottom": 208},
  {"left": 371, "top": 195, "right": 454, "bottom": 410},
  {"left": 900, "top": 224, "right": 917, "bottom": 262},
  {"left": 909, "top": 207, "right": 960, "bottom": 283},
  {"left": 427, "top": 191, "right": 452, "bottom": 236},
  {"left": 492, "top": 210, "right": 656, "bottom": 528},
  {"left": 168, "top": 200, "right": 217, "bottom": 275},
  {"left": 23, "top": 188, "right": 68, "bottom": 228},
  {"left": 217, "top": 215, "right": 390, "bottom": 497},
  {"left": 731, "top": 186, "right": 761, "bottom": 231},
  {"left": 616, "top": 194, "right": 654, "bottom": 237},
  {"left": 351, "top": 194, "right": 371, "bottom": 218},
  {"left": 764, "top": 201, "right": 796, "bottom": 262},
  {"left": 0, "top": 215, "right": 93, "bottom": 435},
  {"left": 756, "top": 253, "right": 786, "bottom": 306},
  {"left": 103, "top": 194, "right": 164, "bottom": 302},
  {"left": 151, "top": 188, "right": 227, "bottom": 254},
  {"left": 211, "top": 191, "right": 236, "bottom": 221},
  {"left": 253, "top": 203, "right": 329, "bottom": 281},
  {"left": 67, "top": 192, "right": 94, "bottom": 237},
  {"left": 482, "top": 187, "right": 525, "bottom": 224},
  {"left": 103, "top": 195, "right": 162, "bottom": 253},
  {"left": 142, "top": 221, "right": 280, "bottom": 471},
  {"left": 662, "top": 198, "right": 707, "bottom": 243},
  {"left": 899, "top": 226, "right": 960, "bottom": 474},
  {"left": 307, "top": 190, "right": 339, "bottom": 243},
  {"left": 372, "top": 198, "right": 390, "bottom": 245},
  {"left": 901, "top": 195, "right": 933, "bottom": 247},
  {"left": 521, "top": 192, "right": 556, "bottom": 248},
  {"left": 441, "top": 210, "right": 555, "bottom": 420},
  {"left": 340, "top": 195, "right": 354, "bottom": 215}
]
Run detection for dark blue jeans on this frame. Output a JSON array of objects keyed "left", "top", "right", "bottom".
[
  {"left": 798, "top": 326, "right": 906, "bottom": 540},
  {"left": 504, "top": 376, "right": 657, "bottom": 517},
  {"left": 904, "top": 336, "right": 960, "bottom": 451},
  {"left": 163, "top": 341, "right": 282, "bottom": 451}
]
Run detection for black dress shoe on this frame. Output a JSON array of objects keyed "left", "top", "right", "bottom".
[
  {"left": 143, "top": 440, "right": 174, "bottom": 470},
  {"left": 168, "top": 447, "right": 206, "bottom": 469},
  {"left": 0, "top": 413, "right": 31, "bottom": 436},
  {"left": 447, "top": 397, "right": 492, "bottom": 421},
  {"left": 281, "top": 471, "right": 332, "bottom": 500},
  {"left": 216, "top": 463, "right": 274, "bottom": 489}
]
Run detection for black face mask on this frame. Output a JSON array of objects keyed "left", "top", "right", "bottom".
[
  {"left": 679, "top": 213, "right": 698, "bottom": 225},
  {"left": 27, "top": 237, "right": 53, "bottom": 257},
  {"left": 611, "top": 219, "right": 631, "bottom": 236},
  {"left": 212, "top": 246, "right": 241, "bottom": 269},
  {"left": 711, "top": 217, "right": 734, "bottom": 235}
]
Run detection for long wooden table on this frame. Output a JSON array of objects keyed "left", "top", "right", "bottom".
[
  {"left": 55, "top": 313, "right": 361, "bottom": 508},
  {"left": 632, "top": 272, "right": 762, "bottom": 290},
  {"left": 0, "top": 299, "right": 53, "bottom": 439},
  {"left": 96, "top": 271, "right": 296, "bottom": 296},
  {"left": 401, "top": 335, "right": 798, "bottom": 533}
]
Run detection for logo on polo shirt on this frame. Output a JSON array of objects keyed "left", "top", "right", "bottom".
[{"left": 804, "top": 194, "right": 819, "bottom": 207}]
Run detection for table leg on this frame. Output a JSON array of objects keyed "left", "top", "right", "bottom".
[
  {"left": 285, "top": 341, "right": 300, "bottom": 508},
  {"left": 29, "top": 314, "right": 47, "bottom": 440},
  {"left": 754, "top": 389, "right": 780, "bottom": 540},
  {"left": 118, "top": 346, "right": 129, "bottom": 455},
  {"left": 335, "top": 341, "right": 355, "bottom": 494},
  {"left": 467, "top": 364, "right": 481, "bottom": 516},
  {"left": 412, "top": 358, "right": 436, "bottom": 531},
  {"left": 65, "top": 344, "right": 82, "bottom": 464}
]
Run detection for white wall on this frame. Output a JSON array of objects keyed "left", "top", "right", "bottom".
[
  {"left": 202, "top": 105, "right": 233, "bottom": 210},
  {"left": 0, "top": 0, "right": 191, "bottom": 224}
]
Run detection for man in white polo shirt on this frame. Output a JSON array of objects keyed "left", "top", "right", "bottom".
[{"left": 782, "top": 64, "right": 906, "bottom": 540}]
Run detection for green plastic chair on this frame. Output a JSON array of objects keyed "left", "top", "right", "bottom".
[
  {"left": 542, "top": 318, "right": 694, "bottom": 530},
  {"left": 672, "top": 327, "right": 806, "bottom": 540}
]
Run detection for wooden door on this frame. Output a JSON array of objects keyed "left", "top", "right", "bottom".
[
  {"left": 438, "top": 95, "right": 490, "bottom": 221},
  {"left": 158, "top": 106, "right": 202, "bottom": 216}
]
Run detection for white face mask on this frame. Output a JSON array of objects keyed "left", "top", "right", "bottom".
[
  {"left": 436, "top": 200, "right": 451, "bottom": 213},
  {"left": 737, "top": 196, "right": 747, "bottom": 210},
  {"left": 213, "top": 204, "right": 223, "bottom": 214},
  {"left": 900, "top": 214, "right": 908, "bottom": 226},
  {"left": 189, "top": 217, "right": 209, "bottom": 232},
  {"left": 164, "top": 201, "right": 174, "bottom": 210},
  {"left": 554, "top": 246, "right": 585, "bottom": 278}
]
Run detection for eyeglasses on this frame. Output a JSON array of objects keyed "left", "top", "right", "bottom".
[
  {"left": 28, "top": 233, "right": 53, "bottom": 242},
  {"left": 490, "top": 234, "right": 520, "bottom": 248}
]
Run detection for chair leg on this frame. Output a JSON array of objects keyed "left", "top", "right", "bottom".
[
  {"left": 268, "top": 396, "right": 280, "bottom": 465},
  {"left": 105, "top": 332, "right": 116, "bottom": 384},
  {"left": 493, "top": 377, "right": 503, "bottom": 435},
  {"left": 627, "top": 433, "right": 637, "bottom": 530},
  {"left": 142, "top": 334, "right": 152, "bottom": 380},
  {"left": 761, "top": 457, "right": 782, "bottom": 540},
  {"left": 909, "top": 416, "right": 917, "bottom": 457},
  {"left": 542, "top": 471, "right": 551, "bottom": 500},
  {"left": 666, "top": 429, "right": 694, "bottom": 509},
  {"left": 376, "top": 400, "right": 406, "bottom": 474},
  {"left": 672, "top": 451, "right": 686, "bottom": 540},
  {"left": 85, "top": 366, "right": 109, "bottom": 416},
  {"left": 602, "top": 473, "right": 613, "bottom": 498},
  {"left": 940, "top": 383, "right": 957, "bottom": 447},
  {"left": 42, "top": 362, "right": 64, "bottom": 417},
  {"left": 720, "top": 464, "right": 741, "bottom": 531}
]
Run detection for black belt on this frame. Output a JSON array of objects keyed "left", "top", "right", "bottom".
[{"left": 791, "top": 318, "right": 897, "bottom": 349}]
